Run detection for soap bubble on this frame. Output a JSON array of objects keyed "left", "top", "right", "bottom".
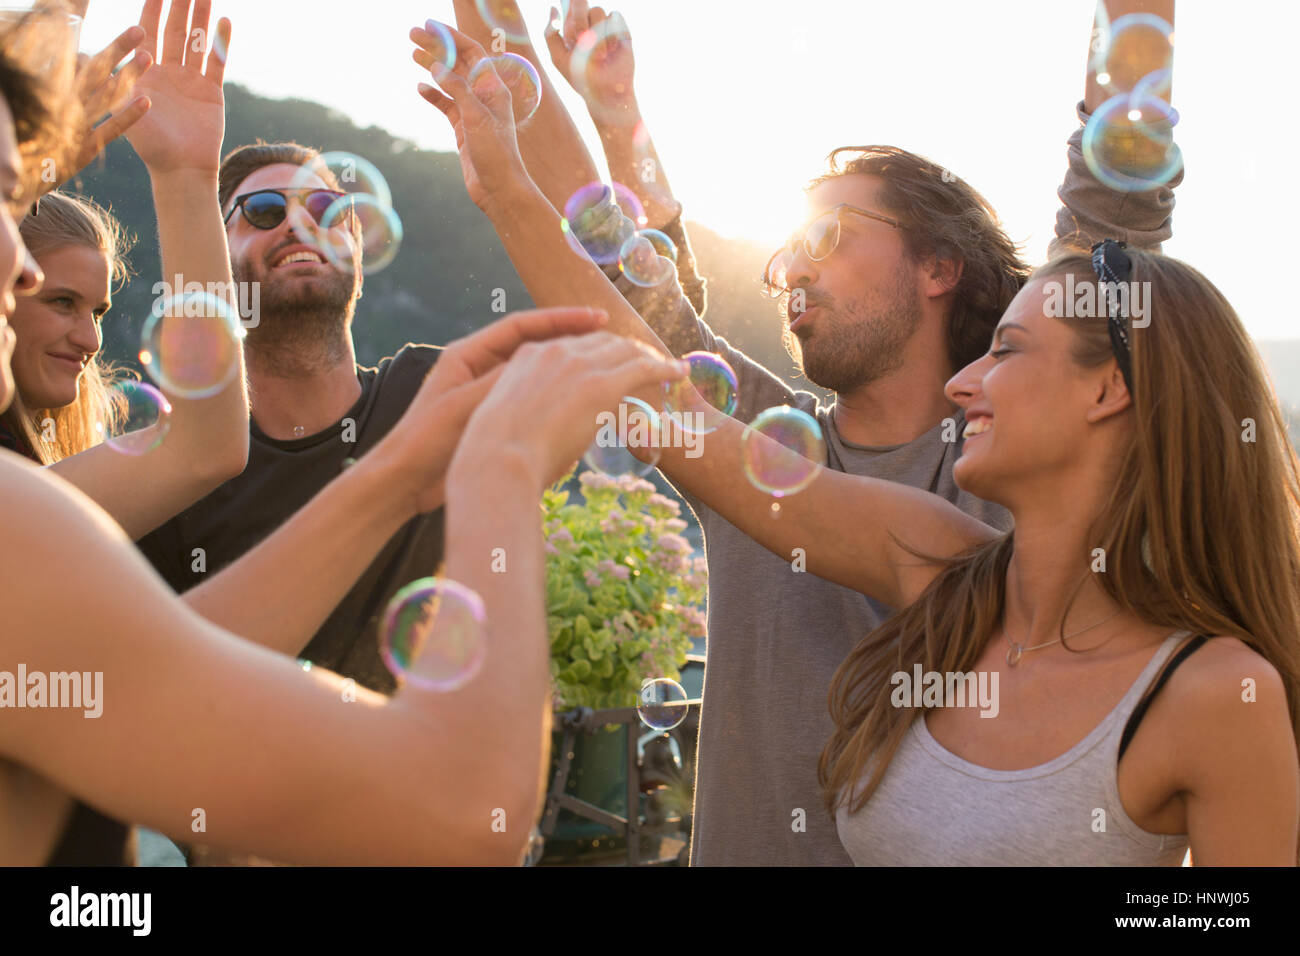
[
  {"left": 741, "top": 406, "right": 826, "bottom": 497},
  {"left": 569, "top": 12, "right": 636, "bottom": 125},
  {"left": 318, "top": 194, "right": 404, "bottom": 275},
  {"left": 381, "top": 578, "right": 487, "bottom": 692},
  {"left": 1082, "top": 91, "right": 1182, "bottom": 192},
  {"left": 637, "top": 677, "right": 689, "bottom": 731},
  {"left": 561, "top": 182, "right": 645, "bottom": 265},
  {"left": 421, "top": 19, "right": 457, "bottom": 71},
  {"left": 289, "top": 151, "right": 391, "bottom": 210},
  {"left": 618, "top": 229, "right": 677, "bottom": 288},
  {"left": 1094, "top": 13, "right": 1173, "bottom": 96},
  {"left": 139, "top": 291, "right": 243, "bottom": 399},
  {"left": 663, "top": 351, "right": 738, "bottom": 435},
  {"left": 470, "top": 53, "right": 542, "bottom": 124},
  {"left": 93, "top": 381, "right": 172, "bottom": 456},
  {"left": 474, "top": 0, "right": 528, "bottom": 45},
  {"left": 582, "top": 395, "right": 662, "bottom": 478}
]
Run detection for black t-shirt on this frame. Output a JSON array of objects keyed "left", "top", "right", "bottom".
[{"left": 137, "top": 344, "right": 445, "bottom": 693}]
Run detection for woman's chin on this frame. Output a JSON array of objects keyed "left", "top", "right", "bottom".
[{"left": 952, "top": 454, "right": 999, "bottom": 504}]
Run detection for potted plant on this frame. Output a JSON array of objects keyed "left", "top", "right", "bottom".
[{"left": 539, "top": 469, "right": 707, "bottom": 861}]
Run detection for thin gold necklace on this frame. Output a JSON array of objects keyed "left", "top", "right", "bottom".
[{"left": 1003, "top": 608, "right": 1123, "bottom": 667}]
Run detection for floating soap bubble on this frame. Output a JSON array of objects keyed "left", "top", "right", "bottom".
[
  {"left": 569, "top": 12, "right": 636, "bottom": 125},
  {"left": 381, "top": 577, "right": 487, "bottom": 692},
  {"left": 1082, "top": 91, "right": 1182, "bottom": 192},
  {"left": 285, "top": 152, "right": 394, "bottom": 271},
  {"left": 319, "top": 194, "right": 404, "bottom": 275},
  {"left": 1094, "top": 13, "right": 1173, "bottom": 96},
  {"left": 637, "top": 677, "right": 689, "bottom": 731},
  {"left": 741, "top": 406, "right": 826, "bottom": 497},
  {"left": 93, "top": 380, "right": 172, "bottom": 456},
  {"left": 582, "top": 395, "right": 662, "bottom": 478},
  {"left": 474, "top": 0, "right": 528, "bottom": 45},
  {"left": 421, "top": 19, "right": 457, "bottom": 71},
  {"left": 470, "top": 53, "right": 542, "bottom": 124},
  {"left": 289, "top": 151, "right": 392, "bottom": 210},
  {"left": 663, "top": 351, "right": 738, "bottom": 436},
  {"left": 618, "top": 229, "right": 677, "bottom": 288},
  {"left": 140, "top": 291, "right": 244, "bottom": 399},
  {"left": 561, "top": 182, "right": 644, "bottom": 265}
]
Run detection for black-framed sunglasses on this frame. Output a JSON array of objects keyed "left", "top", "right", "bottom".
[
  {"left": 761, "top": 203, "right": 903, "bottom": 297},
  {"left": 223, "top": 188, "right": 351, "bottom": 230}
]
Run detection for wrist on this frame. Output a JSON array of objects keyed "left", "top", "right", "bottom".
[
  {"left": 347, "top": 446, "right": 424, "bottom": 527},
  {"left": 447, "top": 443, "right": 545, "bottom": 506},
  {"left": 480, "top": 178, "right": 548, "bottom": 225},
  {"left": 594, "top": 98, "right": 642, "bottom": 137},
  {"left": 149, "top": 167, "right": 220, "bottom": 204}
]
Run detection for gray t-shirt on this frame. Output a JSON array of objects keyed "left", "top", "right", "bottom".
[{"left": 604, "top": 101, "right": 1178, "bottom": 866}]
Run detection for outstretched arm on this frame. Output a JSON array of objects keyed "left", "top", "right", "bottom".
[
  {"left": 180, "top": 308, "right": 608, "bottom": 654},
  {"left": 1049, "top": 0, "right": 1180, "bottom": 257},
  {"left": 433, "top": 0, "right": 602, "bottom": 214},
  {"left": 416, "top": 36, "right": 998, "bottom": 608},
  {"left": 0, "top": 330, "right": 686, "bottom": 866},
  {"left": 48, "top": 0, "right": 249, "bottom": 540}
]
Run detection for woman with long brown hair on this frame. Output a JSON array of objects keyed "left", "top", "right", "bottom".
[{"left": 649, "top": 245, "right": 1300, "bottom": 864}]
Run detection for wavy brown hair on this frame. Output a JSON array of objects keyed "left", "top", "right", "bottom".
[
  {"left": 0, "top": 3, "right": 79, "bottom": 201},
  {"left": 820, "top": 249, "right": 1300, "bottom": 861},
  {"left": 809, "top": 146, "right": 1031, "bottom": 372}
]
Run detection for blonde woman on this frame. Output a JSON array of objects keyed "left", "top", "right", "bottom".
[
  {"left": 0, "top": 191, "right": 130, "bottom": 463},
  {"left": 0, "top": 4, "right": 693, "bottom": 866}
]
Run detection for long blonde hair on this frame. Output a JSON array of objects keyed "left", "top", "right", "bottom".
[
  {"left": 821, "top": 249, "right": 1300, "bottom": 860},
  {"left": 1, "top": 191, "right": 133, "bottom": 462}
]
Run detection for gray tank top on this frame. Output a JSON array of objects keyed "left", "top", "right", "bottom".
[{"left": 836, "top": 631, "right": 1192, "bottom": 866}]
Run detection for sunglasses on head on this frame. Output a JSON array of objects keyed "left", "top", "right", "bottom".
[{"left": 223, "top": 188, "right": 351, "bottom": 230}]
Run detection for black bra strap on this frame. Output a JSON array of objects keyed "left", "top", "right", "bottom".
[{"left": 1118, "top": 634, "right": 1210, "bottom": 761}]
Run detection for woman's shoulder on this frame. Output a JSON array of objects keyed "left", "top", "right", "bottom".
[{"left": 1156, "top": 633, "right": 1292, "bottom": 778}]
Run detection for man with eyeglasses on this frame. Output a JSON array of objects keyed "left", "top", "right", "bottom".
[
  {"left": 137, "top": 144, "right": 444, "bottom": 699},
  {"left": 425, "top": 0, "right": 1182, "bottom": 865}
]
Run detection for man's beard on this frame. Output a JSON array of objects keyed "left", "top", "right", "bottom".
[
  {"left": 787, "top": 266, "right": 923, "bottom": 395},
  {"left": 234, "top": 257, "right": 359, "bottom": 378}
]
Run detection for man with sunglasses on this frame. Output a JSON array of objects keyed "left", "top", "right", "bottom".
[
  {"left": 425, "top": 0, "right": 1182, "bottom": 866},
  {"left": 137, "top": 144, "right": 441, "bottom": 707}
]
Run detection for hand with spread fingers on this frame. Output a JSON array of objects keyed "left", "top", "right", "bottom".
[
  {"left": 410, "top": 19, "right": 533, "bottom": 212},
  {"left": 123, "top": 0, "right": 230, "bottom": 175}
]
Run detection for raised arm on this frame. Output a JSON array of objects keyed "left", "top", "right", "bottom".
[
  {"left": 1049, "top": 0, "right": 1180, "bottom": 257},
  {"left": 0, "top": 325, "right": 686, "bottom": 865},
  {"left": 48, "top": 0, "right": 249, "bottom": 540},
  {"left": 543, "top": 2, "right": 708, "bottom": 316},
  {"left": 415, "top": 34, "right": 998, "bottom": 608},
  {"left": 430, "top": 0, "right": 602, "bottom": 215},
  {"left": 180, "top": 308, "right": 607, "bottom": 654}
]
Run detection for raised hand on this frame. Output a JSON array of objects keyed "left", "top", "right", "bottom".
[
  {"left": 374, "top": 307, "right": 620, "bottom": 515},
  {"left": 39, "top": 24, "right": 152, "bottom": 194},
  {"left": 544, "top": 4, "right": 637, "bottom": 121},
  {"left": 411, "top": 20, "right": 531, "bottom": 211},
  {"left": 454, "top": 330, "right": 689, "bottom": 490},
  {"left": 123, "top": 0, "right": 231, "bottom": 174}
]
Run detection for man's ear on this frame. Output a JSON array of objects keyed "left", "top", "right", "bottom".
[
  {"left": 1084, "top": 362, "right": 1132, "bottom": 424},
  {"left": 923, "top": 254, "right": 963, "bottom": 299}
]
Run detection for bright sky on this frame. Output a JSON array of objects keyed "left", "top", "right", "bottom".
[{"left": 75, "top": 0, "right": 1297, "bottom": 338}]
